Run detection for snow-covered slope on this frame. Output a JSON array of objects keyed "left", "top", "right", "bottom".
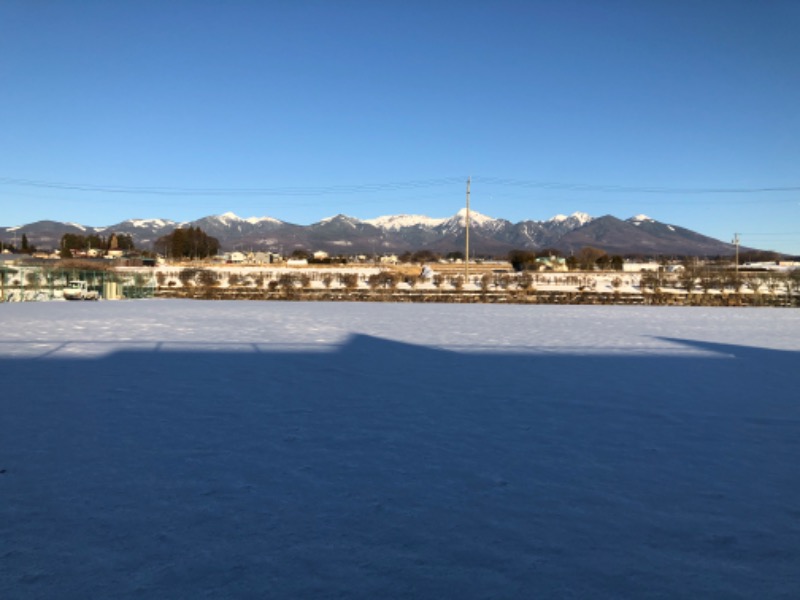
[
  {"left": 121, "top": 218, "right": 177, "bottom": 229},
  {"left": 364, "top": 214, "right": 446, "bottom": 230},
  {"left": 1, "top": 302, "right": 798, "bottom": 598},
  {"left": 317, "top": 214, "right": 364, "bottom": 228},
  {"left": 629, "top": 213, "right": 654, "bottom": 224},
  {"left": 433, "top": 209, "right": 511, "bottom": 239},
  {"left": 549, "top": 211, "right": 593, "bottom": 226}
]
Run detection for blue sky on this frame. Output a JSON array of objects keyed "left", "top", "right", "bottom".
[{"left": 1, "top": 1, "right": 798, "bottom": 254}]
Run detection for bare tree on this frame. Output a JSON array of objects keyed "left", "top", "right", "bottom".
[
  {"left": 745, "top": 276, "right": 762, "bottom": 295},
  {"left": 178, "top": 268, "right": 200, "bottom": 287},
  {"left": 25, "top": 271, "right": 41, "bottom": 290},
  {"left": 576, "top": 246, "right": 607, "bottom": 271},
  {"left": 763, "top": 273, "right": 782, "bottom": 297},
  {"left": 339, "top": 273, "right": 359, "bottom": 290},
  {"left": 197, "top": 269, "right": 218, "bottom": 288},
  {"left": 368, "top": 271, "right": 399, "bottom": 290},
  {"left": 699, "top": 270, "right": 718, "bottom": 295},
  {"left": 496, "top": 274, "right": 512, "bottom": 290},
  {"left": 277, "top": 273, "right": 296, "bottom": 290},
  {"left": 786, "top": 270, "right": 800, "bottom": 306},
  {"left": 518, "top": 273, "right": 534, "bottom": 292},
  {"left": 677, "top": 268, "right": 696, "bottom": 294},
  {"left": 726, "top": 272, "right": 744, "bottom": 294}
]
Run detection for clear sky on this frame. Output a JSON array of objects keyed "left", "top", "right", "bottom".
[{"left": 1, "top": 1, "right": 798, "bottom": 254}]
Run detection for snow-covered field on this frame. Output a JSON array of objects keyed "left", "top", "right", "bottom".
[{"left": 1, "top": 301, "right": 799, "bottom": 598}]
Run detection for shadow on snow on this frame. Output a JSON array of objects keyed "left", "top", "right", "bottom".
[{"left": 1, "top": 335, "right": 799, "bottom": 598}]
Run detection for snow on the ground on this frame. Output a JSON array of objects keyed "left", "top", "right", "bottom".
[{"left": 1, "top": 301, "right": 799, "bottom": 598}]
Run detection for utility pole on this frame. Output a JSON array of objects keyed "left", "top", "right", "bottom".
[
  {"left": 465, "top": 176, "right": 471, "bottom": 281},
  {"left": 733, "top": 233, "right": 740, "bottom": 277}
]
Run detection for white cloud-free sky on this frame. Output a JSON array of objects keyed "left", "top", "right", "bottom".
[{"left": 1, "top": 1, "right": 798, "bottom": 253}]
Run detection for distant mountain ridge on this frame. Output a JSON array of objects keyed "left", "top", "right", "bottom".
[{"left": 1, "top": 210, "right": 739, "bottom": 257}]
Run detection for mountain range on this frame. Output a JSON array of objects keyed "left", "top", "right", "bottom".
[{"left": 1, "top": 210, "right": 740, "bottom": 257}]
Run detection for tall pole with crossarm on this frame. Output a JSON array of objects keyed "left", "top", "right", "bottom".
[{"left": 465, "top": 176, "right": 471, "bottom": 281}]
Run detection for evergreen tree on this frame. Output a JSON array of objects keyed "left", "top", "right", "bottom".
[
  {"left": 508, "top": 250, "right": 537, "bottom": 272},
  {"left": 155, "top": 227, "right": 219, "bottom": 259}
]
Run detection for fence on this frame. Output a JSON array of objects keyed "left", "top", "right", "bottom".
[{"left": 0, "top": 265, "right": 156, "bottom": 302}]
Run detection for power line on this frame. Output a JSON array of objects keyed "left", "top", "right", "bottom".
[
  {"left": 0, "top": 176, "right": 464, "bottom": 196},
  {"left": 1, "top": 174, "right": 799, "bottom": 197},
  {"left": 474, "top": 176, "right": 800, "bottom": 194},
  {"left": 739, "top": 232, "right": 800, "bottom": 236}
]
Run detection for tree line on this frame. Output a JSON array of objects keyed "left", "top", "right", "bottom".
[
  {"left": 60, "top": 233, "right": 135, "bottom": 256},
  {"left": 154, "top": 227, "right": 220, "bottom": 259},
  {"left": 0, "top": 233, "right": 36, "bottom": 254}
]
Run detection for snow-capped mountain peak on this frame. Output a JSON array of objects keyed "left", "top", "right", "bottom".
[
  {"left": 210, "top": 212, "right": 282, "bottom": 226},
  {"left": 628, "top": 214, "right": 656, "bottom": 227},
  {"left": 364, "top": 214, "right": 446, "bottom": 230},
  {"left": 214, "top": 211, "right": 243, "bottom": 224},
  {"left": 124, "top": 218, "right": 176, "bottom": 229},
  {"left": 245, "top": 216, "right": 282, "bottom": 225},
  {"left": 452, "top": 208, "right": 497, "bottom": 227},
  {"left": 319, "top": 214, "right": 363, "bottom": 227},
  {"left": 630, "top": 214, "right": 654, "bottom": 223},
  {"left": 549, "top": 212, "right": 593, "bottom": 226}
]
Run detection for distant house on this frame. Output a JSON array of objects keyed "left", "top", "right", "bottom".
[
  {"left": 313, "top": 250, "right": 329, "bottom": 260},
  {"left": 380, "top": 255, "right": 399, "bottom": 265},
  {"left": 535, "top": 256, "right": 568, "bottom": 272},
  {"left": 286, "top": 258, "right": 308, "bottom": 267},
  {"left": 622, "top": 262, "right": 660, "bottom": 272},
  {"left": 225, "top": 252, "right": 246, "bottom": 264},
  {"left": 33, "top": 251, "right": 59, "bottom": 260},
  {"left": 247, "top": 252, "right": 278, "bottom": 264}
]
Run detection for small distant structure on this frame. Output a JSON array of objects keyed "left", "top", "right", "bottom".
[
  {"left": 313, "top": 250, "right": 329, "bottom": 261},
  {"left": 622, "top": 262, "right": 660, "bottom": 272},
  {"left": 32, "top": 251, "right": 60, "bottom": 260},
  {"left": 742, "top": 261, "right": 795, "bottom": 271},
  {"left": 380, "top": 254, "right": 399, "bottom": 265},
  {"left": 70, "top": 249, "right": 96, "bottom": 259},
  {"left": 536, "top": 256, "right": 568, "bottom": 272},
  {"left": 247, "top": 251, "right": 279, "bottom": 264},
  {"left": 225, "top": 252, "right": 246, "bottom": 264},
  {"left": 286, "top": 258, "right": 308, "bottom": 267}
]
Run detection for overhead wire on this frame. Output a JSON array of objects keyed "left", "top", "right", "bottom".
[
  {"left": 1, "top": 174, "right": 798, "bottom": 197},
  {"left": 474, "top": 176, "right": 800, "bottom": 194},
  {"left": 0, "top": 176, "right": 465, "bottom": 196}
]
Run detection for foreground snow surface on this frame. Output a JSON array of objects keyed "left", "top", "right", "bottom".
[{"left": 1, "top": 301, "right": 799, "bottom": 599}]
